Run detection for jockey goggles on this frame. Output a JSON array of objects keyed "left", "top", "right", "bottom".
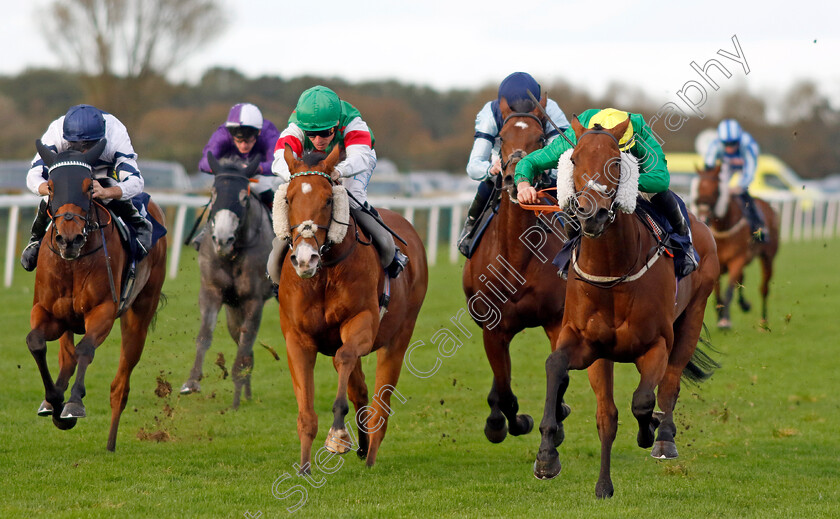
[{"left": 304, "top": 127, "right": 336, "bottom": 139}]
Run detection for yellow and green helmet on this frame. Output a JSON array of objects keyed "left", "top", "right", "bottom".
[
  {"left": 294, "top": 85, "right": 341, "bottom": 132},
  {"left": 588, "top": 108, "right": 635, "bottom": 152}
]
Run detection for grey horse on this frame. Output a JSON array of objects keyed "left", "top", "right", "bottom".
[{"left": 180, "top": 152, "right": 274, "bottom": 408}]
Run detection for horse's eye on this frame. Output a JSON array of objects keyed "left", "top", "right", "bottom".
[
  {"left": 570, "top": 157, "right": 575, "bottom": 165},
  {"left": 326, "top": 198, "right": 332, "bottom": 206}
]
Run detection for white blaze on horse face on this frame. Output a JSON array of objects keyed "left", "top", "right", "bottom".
[
  {"left": 586, "top": 179, "right": 609, "bottom": 193},
  {"left": 515, "top": 121, "right": 529, "bottom": 130},
  {"left": 212, "top": 209, "right": 239, "bottom": 245},
  {"left": 301, "top": 182, "right": 312, "bottom": 194}
]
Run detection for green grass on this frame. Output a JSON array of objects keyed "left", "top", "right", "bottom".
[{"left": 2, "top": 240, "right": 839, "bottom": 518}]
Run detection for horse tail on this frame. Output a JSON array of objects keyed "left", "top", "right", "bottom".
[
  {"left": 149, "top": 292, "right": 168, "bottom": 331},
  {"left": 681, "top": 323, "right": 721, "bottom": 385}
]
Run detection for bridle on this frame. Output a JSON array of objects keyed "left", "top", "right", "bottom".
[
  {"left": 208, "top": 172, "right": 264, "bottom": 256},
  {"left": 567, "top": 129, "right": 623, "bottom": 225},
  {"left": 47, "top": 168, "right": 110, "bottom": 260},
  {"left": 287, "top": 171, "right": 350, "bottom": 260},
  {"left": 499, "top": 112, "right": 547, "bottom": 173}
]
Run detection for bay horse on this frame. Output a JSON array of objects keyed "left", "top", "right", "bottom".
[
  {"left": 692, "top": 164, "right": 779, "bottom": 329},
  {"left": 462, "top": 96, "right": 569, "bottom": 444},
  {"left": 180, "top": 153, "right": 274, "bottom": 408},
  {"left": 533, "top": 118, "right": 719, "bottom": 498},
  {"left": 26, "top": 139, "right": 167, "bottom": 451},
  {"left": 273, "top": 144, "right": 428, "bottom": 470}
]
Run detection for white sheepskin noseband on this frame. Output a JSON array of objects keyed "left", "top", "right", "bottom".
[
  {"left": 556, "top": 149, "right": 640, "bottom": 214},
  {"left": 272, "top": 182, "right": 350, "bottom": 244}
]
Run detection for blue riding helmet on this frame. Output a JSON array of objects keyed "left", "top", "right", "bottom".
[
  {"left": 63, "top": 104, "right": 106, "bottom": 142},
  {"left": 498, "top": 72, "right": 541, "bottom": 106},
  {"left": 717, "top": 119, "right": 742, "bottom": 145}
]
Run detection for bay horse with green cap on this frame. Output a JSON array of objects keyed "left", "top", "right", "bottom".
[
  {"left": 515, "top": 108, "right": 719, "bottom": 498},
  {"left": 271, "top": 143, "right": 428, "bottom": 470}
]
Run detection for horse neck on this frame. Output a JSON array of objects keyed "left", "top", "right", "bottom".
[
  {"left": 239, "top": 196, "right": 269, "bottom": 244},
  {"left": 710, "top": 194, "right": 743, "bottom": 231},
  {"left": 493, "top": 192, "right": 542, "bottom": 267},
  {"left": 577, "top": 213, "right": 646, "bottom": 276}
]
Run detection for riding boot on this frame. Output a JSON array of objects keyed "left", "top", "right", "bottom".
[
  {"left": 266, "top": 236, "right": 289, "bottom": 285},
  {"left": 651, "top": 190, "right": 699, "bottom": 277},
  {"left": 738, "top": 190, "right": 767, "bottom": 242},
  {"left": 106, "top": 197, "right": 153, "bottom": 261},
  {"left": 458, "top": 178, "right": 494, "bottom": 256},
  {"left": 352, "top": 206, "right": 409, "bottom": 278},
  {"left": 20, "top": 199, "right": 50, "bottom": 271}
]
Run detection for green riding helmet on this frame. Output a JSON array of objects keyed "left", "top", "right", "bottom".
[{"left": 295, "top": 86, "right": 341, "bottom": 132}]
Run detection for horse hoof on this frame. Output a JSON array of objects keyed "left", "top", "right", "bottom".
[
  {"left": 740, "top": 300, "right": 752, "bottom": 312},
  {"left": 484, "top": 421, "right": 508, "bottom": 444},
  {"left": 325, "top": 427, "right": 352, "bottom": 454},
  {"left": 180, "top": 381, "right": 200, "bottom": 394},
  {"left": 717, "top": 318, "right": 732, "bottom": 330},
  {"left": 533, "top": 454, "right": 561, "bottom": 480},
  {"left": 37, "top": 400, "right": 54, "bottom": 416},
  {"left": 595, "top": 480, "right": 614, "bottom": 499},
  {"left": 651, "top": 441, "right": 679, "bottom": 459},
  {"left": 60, "top": 402, "right": 86, "bottom": 419},
  {"left": 52, "top": 415, "right": 77, "bottom": 430},
  {"left": 511, "top": 414, "right": 534, "bottom": 436}
]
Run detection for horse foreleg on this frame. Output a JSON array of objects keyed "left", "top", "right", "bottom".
[
  {"left": 326, "top": 312, "right": 376, "bottom": 457},
  {"left": 632, "top": 339, "right": 668, "bottom": 450},
  {"left": 587, "top": 359, "right": 617, "bottom": 499},
  {"left": 182, "top": 286, "right": 222, "bottom": 395},
  {"left": 720, "top": 259, "right": 747, "bottom": 329},
  {"left": 482, "top": 329, "right": 531, "bottom": 443},
  {"left": 759, "top": 253, "right": 775, "bottom": 324},
  {"left": 285, "top": 334, "right": 318, "bottom": 474},
  {"left": 363, "top": 323, "right": 415, "bottom": 467},
  {"left": 64, "top": 303, "right": 117, "bottom": 420},
  {"left": 534, "top": 345, "right": 571, "bottom": 481},
  {"left": 230, "top": 298, "right": 265, "bottom": 409},
  {"left": 27, "top": 305, "right": 66, "bottom": 419},
  {"left": 342, "top": 358, "right": 370, "bottom": 460}
]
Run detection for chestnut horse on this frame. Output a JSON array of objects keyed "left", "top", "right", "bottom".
[
  {"left": 462, "top": 96, "right": 569, "bottom": 444},
  {"left": 26, "top": 140, "right": 167, "bottom": 451},
  {"left": 273, "top": 144, "right": 428, "bottom": 470},
  {"left": 533, "top": 119, "right": 719, "bottom": 498},
  {"left": 692, "top": 164, "right": 779, "bottom": 328}
]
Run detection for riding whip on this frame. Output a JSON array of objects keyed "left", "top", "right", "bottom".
[{"left": 344, "top": 190, "right": 408, "bottom": 246}]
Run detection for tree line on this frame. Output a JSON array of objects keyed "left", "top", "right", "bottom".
[{"left": 1, "top": 67, "right": 838, "bottom": 179}]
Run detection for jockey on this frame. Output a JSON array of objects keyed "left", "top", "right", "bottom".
[
  {"left": 271, "top": 85, "right": 409, "bottom": 278},
  {"left": 458, "top": 72, "right": 570, "bottom": 254},
  {"left": 515, "top": 108, "right": 699, "bottom": 277},
  {"left": 21, "top": 104, "right": 152, "bottom": 272},
  {"left": 192, "top": 102, "right": 280, "bottom": 249},
  {"left": 704, "top": 118, "right": 766, "bottom": 241}
]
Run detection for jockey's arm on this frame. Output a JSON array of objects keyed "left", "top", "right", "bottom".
[
  {"left": 632, "top": 117, "right": 670, "bottom": 194},
  {"left": 198, "top": 127, "right": 232, "bottom": 173},
  {"left": 334, "top": 118, "right": 374, "bottom": 178},
  {"left": 272, "top": 126, "right": 304, "bottom": 183},
  {"left": 738, "top": 138, "right": 760, "bottom": 190},
  {"left": 466, "top": 102, "right": 499, "bottom": 181},
  {"left": 514, "top": 130, "right": 575, "bottom": 204}
]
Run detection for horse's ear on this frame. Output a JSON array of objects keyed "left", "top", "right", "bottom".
[
  {"left": 610, "top": 119, "right": 630, "bottom": 144},
  {"left": 499, "top": 97, "right": 511, "bottom": 118},
  {"left": 35, "top": 139, "right": 57, "bottom": 167},
  {"left": 207, "top": 151, "right": 221, "bottom": 175},
  {"left": 540, "top": 94, "right": 547, "bottom": 109},
  {"left": 571, "top": 116, "right": 586, "bottom": 139},
  {"left": 324, "top": 143, "right": 341, "bottom": 173},
  {"left": 244, "top": 155, "right": 261, "bottom": 178},
  {"left": 82, "top": 138, "right": 107, "bottom": 166},
  {"left": 283, "top": 144, "right": 297, "bottom": 171}
]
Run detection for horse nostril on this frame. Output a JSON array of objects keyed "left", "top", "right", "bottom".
[
  {"left": 56, "top": 235, "right": 65, "bottom": 245},
  {"left": 289, "top": 254, "right": 298, "bottom": 267}
]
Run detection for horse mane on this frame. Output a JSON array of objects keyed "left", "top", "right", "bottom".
[
  {"left": 302, "top": 150, "right": 328, "bottom": 167},
  {"left": 508, "top": 98, "right": 537, "bottom": 114}
]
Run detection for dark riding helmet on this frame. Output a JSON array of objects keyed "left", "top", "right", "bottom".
[
  {"left": 62, "top": 104, "right": 106, "bottom": 142},
  {"left": 498, "top": 72, "right": 541, "bottom": 111}
]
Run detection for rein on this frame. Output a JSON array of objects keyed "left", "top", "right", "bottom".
[{"left": 46, "top": 198, "right": 111, "bottom": 260}]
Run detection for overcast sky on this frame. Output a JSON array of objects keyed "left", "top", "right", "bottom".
[{"left": 4, "top": 0, "right": 839, "bottom": 115}]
